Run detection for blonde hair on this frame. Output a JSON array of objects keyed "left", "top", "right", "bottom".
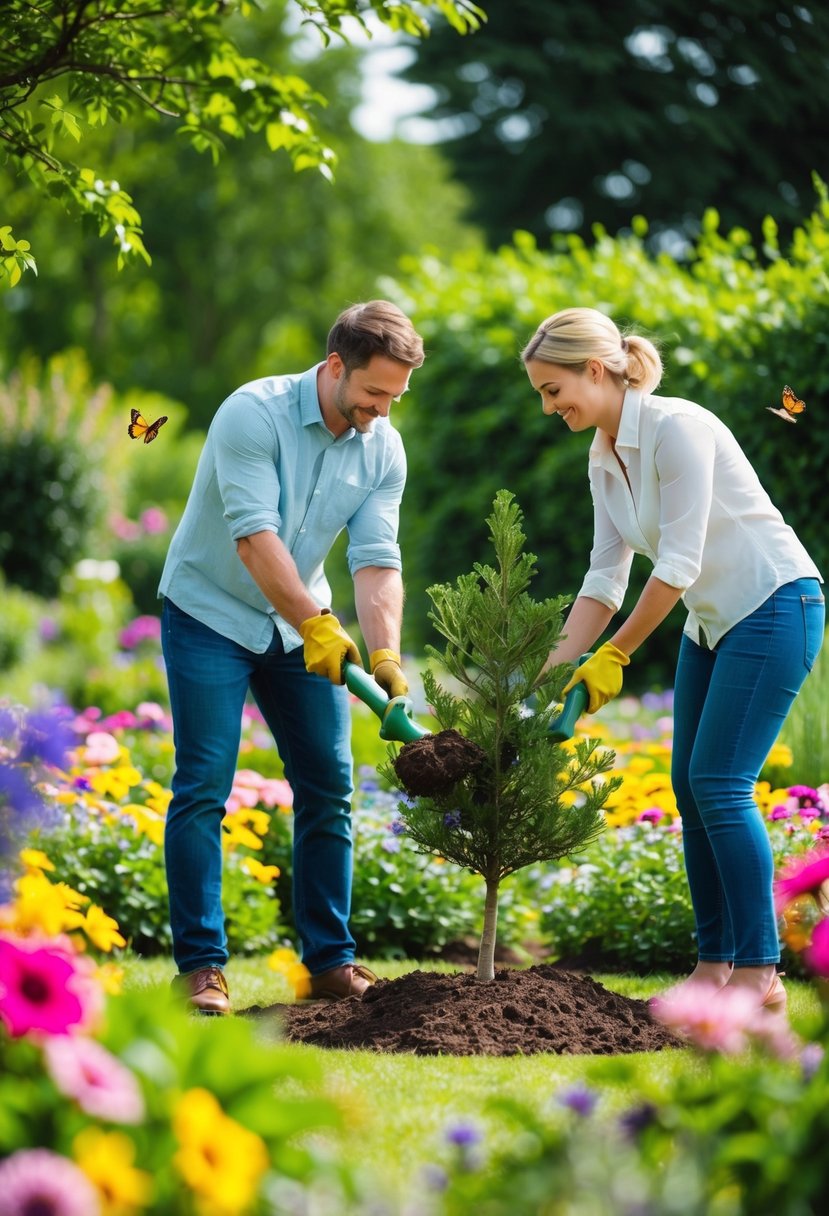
[
  {"left": 521, "top": 307, "right": 662, "bottom": 394},
  {"left": 327, "top": 300, "right": 425, "bottom": 372}
]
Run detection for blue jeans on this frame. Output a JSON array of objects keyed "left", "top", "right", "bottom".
[
  {"left": 161, "top": 597, "right": 355, "bottom": 976},
  {"left": 671, "top": 578, "right": 824, "bottom": 967}
]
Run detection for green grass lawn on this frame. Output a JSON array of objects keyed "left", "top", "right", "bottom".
[{"left": 122, "top": 957, "right": 820, "bottom": 1206}]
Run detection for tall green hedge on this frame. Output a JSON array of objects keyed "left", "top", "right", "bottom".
[{"left": 389, "top": 179, "right": 829, "bottom": 688}]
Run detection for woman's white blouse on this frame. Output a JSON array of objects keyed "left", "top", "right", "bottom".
[{"left": 578, "top": 389, "right": 822, "bottom": 647}]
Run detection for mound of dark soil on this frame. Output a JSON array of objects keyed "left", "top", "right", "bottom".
[
  {"left": 242, "top": 965, "right": 680, "bottom": 1056},
  {"left": 392, "top": 729, "right": 487, "bottom": 796}
]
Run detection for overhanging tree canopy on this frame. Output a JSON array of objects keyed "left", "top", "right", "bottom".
[{"left": 0, "top": 0, "right": 484, "bottom": 284}]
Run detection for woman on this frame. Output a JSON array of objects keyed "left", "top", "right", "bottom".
[{"left": 523, "top": 307, "right": 824, "bottom": 1014}]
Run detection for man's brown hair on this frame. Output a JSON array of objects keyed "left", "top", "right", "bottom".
[{"left": 327, "top": 300, "right": 425, "bottom": 372}]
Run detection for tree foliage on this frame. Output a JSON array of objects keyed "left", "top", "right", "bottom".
[
  {"left": 387, "top": 182, "right": 829, "bottom": 687},
  {"left": 0, "top": 12, "right": 480, "bottom": 425},
  {"left": 381, "top": 491, "right": 618, "bottom": 980},
  {"left": 399, "top": 0, "right": 829, "bottom": 250},
  {"left": 0, "top": 0, "right": 485, "bottom": 283}
]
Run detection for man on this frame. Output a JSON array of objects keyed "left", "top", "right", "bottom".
[{"left": 159, "top": 300, "right": 425, "bottom": 1014}]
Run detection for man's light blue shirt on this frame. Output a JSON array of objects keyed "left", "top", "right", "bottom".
[{"left": 158, "top": 363, "right": 406, "bottom": 653}]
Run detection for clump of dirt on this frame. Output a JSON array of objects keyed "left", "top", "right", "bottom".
[
  {"left": 242, "top": 966, "right": 681, "bottom": 1056},
  {"left": 392, "top": 729, "right": 488, "bottom": 797}
]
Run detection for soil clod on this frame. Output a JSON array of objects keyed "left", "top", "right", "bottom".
[{"left": 392, "top": 729, "right": 488, "bottom": 797}]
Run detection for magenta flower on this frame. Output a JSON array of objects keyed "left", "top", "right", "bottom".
[
  {"left": 0, "top": 935, "right": 89, "bottom": 1038},
  {"left": 799, "top": 806, "right": 821, "bottom": 823},
  {"left": 636, "top": 807, "right": 663, "bottom": 825},
  {"left": 803, "top": 917, "right": 829, "bottom": 978},
  {"left": 774, "top": 849, "right": 829, "bottom": 915},
  {"left": 98, "top": 710, "right": 138, "bottom": 732},
  {"left": 0, "top": 1148, "right": 101, "bottom": 1216},
  {"left": 768, "top": 804, "right": 792, "bottom": 821},
  {"left": 44, "top": 1035, "right": 145, "bottom": 1123},
  {"left": 118, "top": 615, "right": 161, "bottom": 650}
]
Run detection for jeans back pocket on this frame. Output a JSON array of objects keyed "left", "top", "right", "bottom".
[{"left": 801, "top": 594, "right": 826, "bottom": 671}]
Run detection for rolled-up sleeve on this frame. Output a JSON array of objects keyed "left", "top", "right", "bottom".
[
  {"left": 578, "top": 480, "right": 634, "bottom": 610},
  {"left": 346, "top": 448, "right": 406, "bottom": 575},
  {"left": 652, "top": 414, "right": 715, "bottom": 590},
  {"left": 212, "top": 394, "right": 283, "bottom": 541}
]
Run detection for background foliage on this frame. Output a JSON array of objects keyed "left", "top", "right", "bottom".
[{"left": 399, "top": 0, "right": 829, "bottom": 252}]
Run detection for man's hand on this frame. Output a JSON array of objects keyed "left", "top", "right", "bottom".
[
  {"left": 299, "top": 610, "right": 362, "bottom": 684},
  {"left": 562, "top": 642, "right": 629, "bottom": 713},
  {"left": 370, "top": 649, "right": 409, "bottom": 699}
]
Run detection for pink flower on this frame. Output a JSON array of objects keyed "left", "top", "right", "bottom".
[
  {"left": 0, "top": 1148, "right": 101, "bottom": 1216},
  {"left": 649, "top": 981, "right": 760, "bottom": 1054},
  {"left": 79, "top": 731, "right": 121, "bottom": 766},
  {"left": 135, "top": 701, "right": 171, "bottom": 730},
  {"left": 768, "top": 804, "right": 793, "bottom": 821},
  {"left": 0, "top": 935, "right": 98, "bottom": 1039},
  {"left": 803, "top": 917, "right": 829, "bottom": 978},
  {"left": 110, "top": 512, "right": 141, "bottom": 542},
  {"left": 774, "top": 849, "right": 829, "bottom": 915},
  {"left": 43, "top": 1035, "right": 145, "bottom": 1123},
  {"left": 799, "top": 806, "right": 821, "bottom": 823},
  {"left": 139, "top": 506, "right": 168, "bottom": 534},
  {"left": 98, "top": 710, "right": 138, "bottom": 732},
  {"left": 636, "top": 808, "right": 663, "bottom": 825}
]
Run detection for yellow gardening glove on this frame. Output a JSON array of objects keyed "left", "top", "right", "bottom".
[
  {"left": 299, "top": 610, "right": 362, "bottom": 684},
  {"left": 370, "top": 649, "right": 409, "bottom": 699},
  {"left": 562, "top": 642, "right": 630, "bottom": 714}
]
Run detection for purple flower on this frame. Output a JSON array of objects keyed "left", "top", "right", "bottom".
[
  {"left": 800, "top": 1042, "right": 825, "bottom": 1081},
  {"left": 390, "top": 819, "right": 407, "bottom": 836},
  {"left": 618, "top": 1102, "right": 659, "bottom": 1140},
  {"left": 557, "top": 1084, "right": 598, "bottom": 1117},
  {"left": 18, "top": 709, "right": 74, "bottom": 769},
  {"left": 443, "top": 810, "right": 462, "bottom": 829},
  {"left": 381, "top": 838, "right": 401, "bottom": 854},
  {"left": 445, "top": 1122, "right": 481, "bottom": 1148},
  {"left": 38, "top": 617, "right": 59, "bottom": 642},
  {"left": 421, "top": 1164, "right": 449, "bottom": 1192}
]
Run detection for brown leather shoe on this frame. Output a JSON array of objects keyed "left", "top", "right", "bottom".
[
  {"left": 308, "top": 963, "right": 377, "bottom": 1001},
  {"left": 172, "top": 966, "right": 231, "bottom": 1015}
]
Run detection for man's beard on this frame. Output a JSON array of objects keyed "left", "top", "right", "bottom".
[{"left": 333, "top": 376, "right": 379, "bottom": 433}]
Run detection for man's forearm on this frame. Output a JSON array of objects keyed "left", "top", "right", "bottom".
[
  {"left": 236, "top": 531, "right": 319, "bottom": 628},
  {"left": 354, "top": 566, "right": 404, "bottom": 655}
]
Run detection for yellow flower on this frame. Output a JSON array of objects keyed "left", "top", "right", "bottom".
[
  {"left": 121, "top": 803, "right": 165, "bottom": 846},
  {"left": 74, "top": 1128, "right": 153, "bottom": 1213},
  {"left": 173, "top": 1089, "right": 269, "bottom": 1215},
  {"left": 95, "top": 961, "right": 126, "bottom": 995},
  {"left": 624, "top": 756, "right": 655, "bottom": 775},
  {"left": 84, "top": 904, "right": 127, "bottom": 952},
  {"left": 19, "top": 847, "right": 55, "bottom": 872},
  {"left": 221, "top": 818, "right": 263, "bottom": 852},
  {"left": 765, "top": 741, "right": 793, "bottom": 769},
  {"left": 89, "top": 765, "right": 143, "bottom": 801},
  {"left": 267, "top": 947, "right": 310, "bottom": 997},
  {"left": 7, "top": 871, "right": 88, "bottom": 936},
  {"left": 241, "top": 857, "right": 280, "bottom": 884}
]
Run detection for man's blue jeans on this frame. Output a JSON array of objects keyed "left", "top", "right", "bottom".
[
  {"left": 161, "top": 597, "right": 355, "bottom": 976},
  {"left": 671, "top": 578, "right": 824, "bottom": 967}
]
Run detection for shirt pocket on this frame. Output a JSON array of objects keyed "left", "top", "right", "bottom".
[
  {"left": 801, "top": 594, "right": 826, "bottom": 671},
  {"left": 320, "top": 480, "right": 372, "bottom": 528}
]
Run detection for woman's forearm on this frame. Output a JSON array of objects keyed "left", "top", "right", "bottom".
[{"left": 609, "top": 575, "right": 684, "bottom": 656}]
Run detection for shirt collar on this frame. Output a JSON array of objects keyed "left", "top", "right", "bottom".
[
  {"left": 299, "top": 362, "right": 363, "bottom": 443},
  {"left": 589, "top": 387, "right": 643, "bottom": 465}
]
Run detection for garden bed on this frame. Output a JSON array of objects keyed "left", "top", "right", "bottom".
[{"left": 242, "top": 965, "right": 682, "bottom": 1056}]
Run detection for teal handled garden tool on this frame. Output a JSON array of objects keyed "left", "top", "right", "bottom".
[
  {"left": 546, "top": 653, "right": 592, "bottom": 743},
  {"left": 343, "top": 661, "right": 431, "bottom": 744},
  {"left": 345, "top": 655, "right": 591, "bottom": 746}
]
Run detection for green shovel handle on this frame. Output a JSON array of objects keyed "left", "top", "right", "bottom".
[
  {"left": 547, "top": 653, "right": 593, "bottom": 743},
  {"left": 343, "top": 661, "right": 431, "bottom": 744}
]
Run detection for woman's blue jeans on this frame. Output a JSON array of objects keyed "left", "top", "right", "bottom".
[
  {"left": 161, "top": 597, "right": 355, "bottom": 977},
  {"left": 671, "top": 578, "right": 824, "bottom": 967}
]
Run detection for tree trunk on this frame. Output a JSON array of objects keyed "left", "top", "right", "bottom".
[{"left": 476, "top": 877, "right": 500, "bottom": 982}]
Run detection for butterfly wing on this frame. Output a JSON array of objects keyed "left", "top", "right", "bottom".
[
  {"left": 142, "top": 415, "right": 168, "bottom": 444},
  {"left": 128, "top": 409, "right": 149, "bottom": 440},
  {"left": 781, "top": 385, "right": 806, "bottom": 416},
  {"left": 766, "top": 406, "right": 797, "bottom": 424}
]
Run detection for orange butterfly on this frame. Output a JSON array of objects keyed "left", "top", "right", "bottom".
[
  {"left": 128, "top": 408, "right": 168, "bottom": 443},
  {"left": 766, "top": 385, "right": 805, "bottom": 424}
]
